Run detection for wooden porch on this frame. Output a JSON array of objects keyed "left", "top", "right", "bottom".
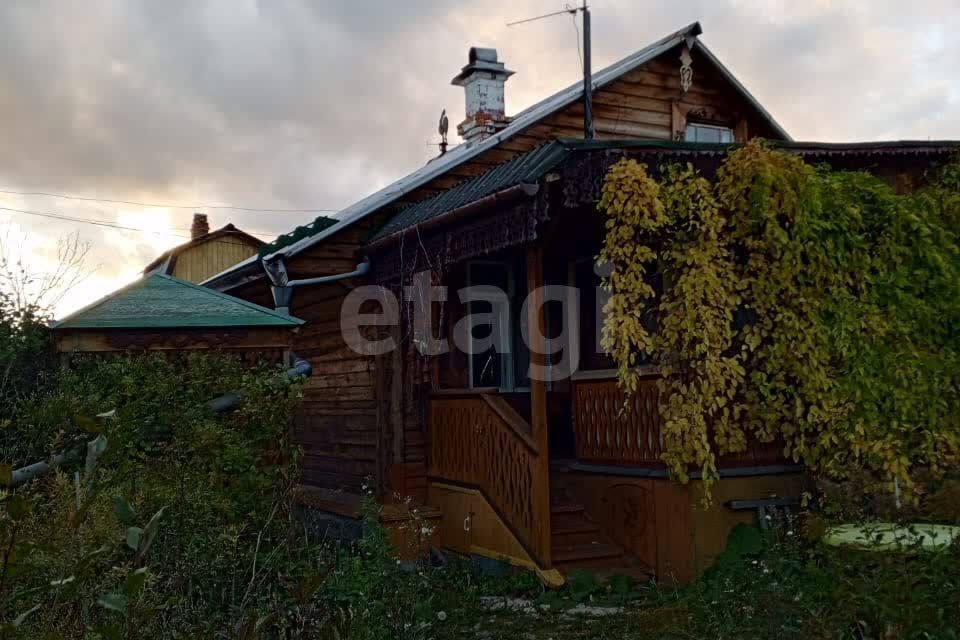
[
  {"left": 425, "top": 375, "right": 796, "bottom": 583},
  {"left": 419, "top": 244, "right": 799, "bottom": 584}
]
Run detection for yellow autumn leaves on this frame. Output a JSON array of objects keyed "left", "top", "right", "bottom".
[{"left": 597, "top": 141, "right": 960, "bottom": 500}]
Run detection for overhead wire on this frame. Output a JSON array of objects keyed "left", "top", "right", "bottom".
[
  {"left": 0, "top": 187, "right": 340, "bottom": 214},
  {"left": 0, "top": 205, "right": 277, "bottom": 245}
]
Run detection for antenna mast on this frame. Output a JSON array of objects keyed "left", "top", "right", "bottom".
[{"left": 508, "top": 2, "right": 594, "bottom": 139}]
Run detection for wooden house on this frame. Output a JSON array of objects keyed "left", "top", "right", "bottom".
[
  {"left": 52, "top": 273, "right": 302, "bottom": 365},
  {"left": 203, "top": 23, "right": 960, "bottom": 583},
  {"left": 143, "top": 214, "right": 265, "bottom": 284}
]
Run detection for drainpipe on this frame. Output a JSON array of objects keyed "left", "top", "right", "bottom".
[
  {"left": 263, "top": 256, "right": 371, "bottom": 316},
  {"left": 205, "top": 355, "right": 312, "bottom": 413}
]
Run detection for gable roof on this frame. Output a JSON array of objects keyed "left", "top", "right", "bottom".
[
  {"left": 143, "top": 223, "right": 265, "bottom": 275},
  {"left": 51, "top": 273, "right": 303, "bottom": 330},
  {"left": 204, "top": 21, "right": 789, "bottom": 287}
]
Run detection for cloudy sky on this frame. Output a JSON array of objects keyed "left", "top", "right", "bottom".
[{"left": 1, "top": 0, "right": 957, "bottom": 317}]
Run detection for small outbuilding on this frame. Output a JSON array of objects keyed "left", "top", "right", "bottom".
[
  {"left": 143, "top": 213, "right": 265, "bottom": 284},
  {"left": 51, "top": 273, "right": 303, "bottom": 365}
]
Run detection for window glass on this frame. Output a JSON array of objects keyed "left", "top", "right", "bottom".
[
  {"left": 685, "top": 123, "right": 734, "bottom": 143},
  {"left": 511, "top": 259, "right": 530, "bottom": 389},
  {"left": 466, "top": 258, "right": 531, "bottom": 390},
  {"left": 467, "top": 263, "right": 509, "bottom": 388}
]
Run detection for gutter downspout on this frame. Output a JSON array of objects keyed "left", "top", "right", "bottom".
[{"left": 264, "top": 257, "right": 371, "bottom": 316}]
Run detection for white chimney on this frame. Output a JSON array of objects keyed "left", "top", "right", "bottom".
[{"left": 451, "top": 47, "right": 514, "bottom": 145}]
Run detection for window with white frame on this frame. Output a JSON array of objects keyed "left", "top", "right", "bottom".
[{"left": 685, "top": 122, "right": 735, "bottom": 143}]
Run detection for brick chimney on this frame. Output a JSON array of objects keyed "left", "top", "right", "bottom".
[
  {"left": 451, "top": 47, "right": 513, "bottom": 145},
  {"left": 190, "top": 213, "right": 210, "bottom": 239}
]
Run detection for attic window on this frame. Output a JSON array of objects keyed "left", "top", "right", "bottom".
[{"left": 685, "top": 123, "right": 734, "bottom": 143}]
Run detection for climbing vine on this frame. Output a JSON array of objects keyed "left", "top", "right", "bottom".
[
  {"left": 598, "top": 142, "right": 960, "bottom": 497},
  {"left": 597, "top": 158, "right": 666, "bottom": 396},
  {"left": 655, "top": 164, "right": 742, "bottom": 483}
]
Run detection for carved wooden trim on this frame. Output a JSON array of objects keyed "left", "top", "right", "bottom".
[
  {"left": 429, "top": 394, "right": 543, "bottom": 559},
  {"left": 671, "top": 101, "right": 742, "bottom": 141}
]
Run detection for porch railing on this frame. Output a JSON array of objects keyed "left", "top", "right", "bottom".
[
  {"left": 573, "top": 373, "right": 663, "bottom": 465},
  {"left": 572, "top": 371, "right": 784, "bottom": 468},
  {"left": 429, "top": 390, "right": 550, "bottom": 565}
]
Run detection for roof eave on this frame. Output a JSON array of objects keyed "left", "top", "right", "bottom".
[
  {"left": 201, "top": 254, "right": 264, "bottom": 290},
  {"left": 52, "top": 272, "right": 304, "bottom": 329}
]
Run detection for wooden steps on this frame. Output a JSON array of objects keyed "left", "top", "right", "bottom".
[
  {"left": 552, "top": 541, "right": 624, "bottom": 564},
  {"left": 550, "top": 497, "right": 626, "bottom": 570},
  {"left": 552, "top": 521, "right": 603, "bottom": 546},
  {"left": 549, "top": 475, "right": 653, "bottom": 582},
  {"left": 550, "top": 501, "right": 585, "bottom": 514}
]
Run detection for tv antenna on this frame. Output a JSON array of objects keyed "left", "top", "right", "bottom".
[{"left": 508, "top": 2, "right": 594, "bottom": 139}]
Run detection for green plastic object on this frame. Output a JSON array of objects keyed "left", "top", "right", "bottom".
[{"left": 823, "top": 523, "right": 960, "bottom": 551}]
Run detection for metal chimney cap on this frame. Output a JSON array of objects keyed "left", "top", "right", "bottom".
[
  {"left": 451, "top": 46, "right": 515, "bottom": 86},
  {"left": 469, "top": 47, "right": 499, "bottom": 64}
]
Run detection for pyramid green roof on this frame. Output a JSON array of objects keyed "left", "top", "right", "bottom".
[{"left": 51, "top": 274, "right": 303, "bottom": 330}]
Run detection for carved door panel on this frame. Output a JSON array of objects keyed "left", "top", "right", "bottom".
[{"left": 604, "top": 483, "right": 656, "bottom": 573}]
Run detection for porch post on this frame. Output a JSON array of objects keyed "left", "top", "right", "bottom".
[{"left": 526, "top": 244, "right": 552, "bottom": 567}]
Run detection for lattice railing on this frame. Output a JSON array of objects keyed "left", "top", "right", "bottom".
[
  {"left": 573, "top": 374, "right": 786, "bottom": 468},
  {"left": 573, "top": 376, "right": 663, "bottom": 465},
  {"left": 429, "top": 392, "right": 545, "bottom": 560}
]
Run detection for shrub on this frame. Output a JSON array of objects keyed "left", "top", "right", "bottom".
[{"left": 0, "top": 353, "right": 318, "bottom": 637}]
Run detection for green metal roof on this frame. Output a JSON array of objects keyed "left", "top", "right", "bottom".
[
  {"left": 51, "top": 273, "right": 303, "bottom": 330},
  {"left": 366, "top": 138, "right": 960, "bottom": 245},
  {"left": 367, "top": 141, "right": 573, "bottom": 242},
  {"left": 257, "top": 215, "right": 338, "bottom": 256}
]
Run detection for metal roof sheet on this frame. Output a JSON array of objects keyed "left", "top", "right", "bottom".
[
  {"left": 367, "top": 141, "right": 572, "bottom": 242},
  {"left": 257, "top": 215, "right": 338, "bottom": 256},
  {"left": 51, "top": 273, "right": 304, "bottom": 330},
  {"left": 365, "top": 138, "right": 960, "bottom": 245}
]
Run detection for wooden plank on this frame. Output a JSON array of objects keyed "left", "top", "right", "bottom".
[
  {"left": 301, "top": 371, "right": 373, "bottom": 389},
  {"left": 652, "top": 481, "right": 694, "bottom": 585},
  {"left": 562, "top": 103, "right": 673, "bottom": 128},
  {"left": 526, "top": 245, "right": 552, "bottom": 567},
  {"left": 472, "top": 147, "right": 523, "bottom": 165},
  {"left": 566, "top": 262, "right": 581, "bottom": 381},
  {"left": 592, "top": 91, "right": 673, "bottom": 114},
  {"left": 544, "top": 113, "right": 671, "bottom": 140},
  {"left": 56, "top": 327, "right": 295, "bottom": 353},
  {"left": 296, "top": 399, "right": 377, "bottom": 415},
  {"left": 287, "top": 257, "right": 359, "bottom": 278},
  {"left": 481, "top": 395, "right": 538, "bottom": 452},
  {"left": 390, "top": 323, "right": 405, "bottom": 468}
]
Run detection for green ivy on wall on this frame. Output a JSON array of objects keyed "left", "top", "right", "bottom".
[{"left": 598, "top": 141, "right": 960, "bottom": 497}]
